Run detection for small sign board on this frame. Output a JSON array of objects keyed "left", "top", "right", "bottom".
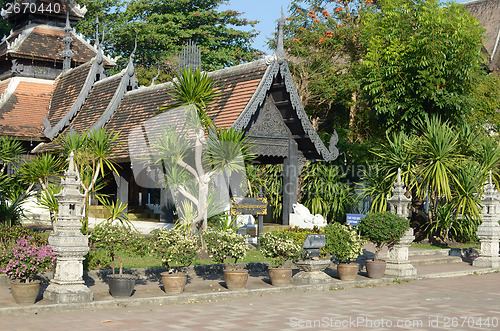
[
  {"left": 346, "top": 214, "right": 365, "bottom": 226},
  {"left": 230, "top": 197, "right": 267, "bottom": 216}
]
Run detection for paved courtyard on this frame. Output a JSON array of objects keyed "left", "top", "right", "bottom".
[{"left": 1, "top": 273, "right": 499, "bottom": 330}]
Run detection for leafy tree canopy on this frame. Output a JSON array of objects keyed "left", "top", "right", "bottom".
[{"left": 75, "top": 0, "right": 263, "bottom": 85}]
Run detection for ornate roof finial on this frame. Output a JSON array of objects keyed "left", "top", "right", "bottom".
[
  {"left": 151, "top": 67, "right": 160, "bottom": 86},
  {"left": 61, "top": 11, "right": 74, "bottom": 73},
  {"left": 275, "top": 7, "right": 286, "bottom": 63},
  {"left": 94, "top": 17, "right": 100, "bottom": 49},
  {"left": 127, "top": 35, "right": 137, "bottom": 77}
]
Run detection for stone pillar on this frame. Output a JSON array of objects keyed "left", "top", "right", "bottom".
[
  {"left": 44, "top": 152, "right": 93, "bottom": 303},
  {"left": 473, "top": 174, "right": 500, "bottom": 268},
  {"left": 386, "top": 168, "right": 417, "bottom": 277},
  {"left": 283, "top": 139, "right": 299, "bottom": 226},
  {"left": 113, "top": 165, "right": 130, "bottom": 212}
]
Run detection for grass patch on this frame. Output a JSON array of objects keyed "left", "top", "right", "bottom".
[
  {"left": 107, "top": 248, "right": 272, "bottom": 270},
  {"left": 411, "top": 243, "right": 478, "bottom": 250}
]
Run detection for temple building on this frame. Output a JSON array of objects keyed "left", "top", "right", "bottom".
[{"left": 0, "top": 0, "right": 337, "bottom": 225}]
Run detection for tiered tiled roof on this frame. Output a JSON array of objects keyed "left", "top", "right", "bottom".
[
  {"left": 46, "top": 61, "right": 93, "bottom": 127},
  {"left": 0, "top": 78, "right": 54, "bottom": 139},
  {"left": 0, "top": 25, "right": 114, "bottom": 66},
  {"left": 106, "top": 60, "right": 269, "bottom": 159},
  {"left": 62, "top": 73, "right": 123, "bottom": 134},
  {"left": 465, "top": 0, "right": 500, "bottom": 71}
]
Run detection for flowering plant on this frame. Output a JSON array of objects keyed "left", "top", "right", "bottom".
[
  {"left": 324, "top": 223, "right": 365, "bottom": 263},
  {"left": 203, "top": 229, "right": 249, "bottom": 270},
  {"left": 0, "top": 238, "right": 55, "bottom": 283},
  {"left": 259, "top": 232, "right": 302, "bottom": 268},
  {"left": 151, "top": 228, "right": 199, "bottom": 273},
  {"left": 357, "top": 212, "right": 409, "bottom": 261}
]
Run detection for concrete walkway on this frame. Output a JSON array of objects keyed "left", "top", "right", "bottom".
[{"left": 0, "top": 272, "right": 499, "bottom": 330}]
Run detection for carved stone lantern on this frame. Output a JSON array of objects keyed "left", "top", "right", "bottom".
[
  {"left": 44, "top": 152, "right": 93, "bottom": 303},
  {"left": 386, "top": 168, "right": 417, "bottom": 277},
  {"left": 473, "top": 173, "right": 500, "bottom": 268}
]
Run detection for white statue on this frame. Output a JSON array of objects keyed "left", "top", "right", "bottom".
[{"left": 289, "top": 203, "right": 326, "bottom": 229}]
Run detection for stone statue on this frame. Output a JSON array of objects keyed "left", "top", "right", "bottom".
[{"left": 289, "top": 203, "right": 326, "bottom": 229}]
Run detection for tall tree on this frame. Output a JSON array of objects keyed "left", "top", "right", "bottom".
[
  {"left": 78, "top": 0, "right": 263, "bottom": 85},
  {"left": 361, "top": 0, "right": 487, "bottom": 133}
]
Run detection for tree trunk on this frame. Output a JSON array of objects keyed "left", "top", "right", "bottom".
[{"left": 348, "top": 91, "right": 357, "bottom": 142}]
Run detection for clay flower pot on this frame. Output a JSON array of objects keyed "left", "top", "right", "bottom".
[
  {"left": 366, "top": 260, "right": 386, "bottom": 279},
  {"left": 223, "top": 269, "right": 248, "bottom": 290},
  {"left": 337, "top": 262, "right": 359, "bottom": 281},
  {"left": 268, "top": 267, "right": 292, "bottom": 287},
  {"left": 161, "top": 272, "right": 187, "bottom": 294},
  {"left": 10, "top": 280, "right": 40, "bottom": 305}
]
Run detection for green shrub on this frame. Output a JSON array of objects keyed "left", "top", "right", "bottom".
[
  {"left": 203, "top": 229, "right": 249, "bottom": 270},
  {"left": 83, "top": 247, "right": 111, "bottom": 271},
  {"left": 259, "top": 232, "right": 302, "bottom": 267},
  {"left": 278, "top": 226, "right": 326, "bottom": 256},
  {"left": 324, "top": 223, "right": 364, "bottom": 263},
  {"left": 0, "top": 225, "right": 46, "bottom": 248},
  {"left": 358, "top": 212, "right": 409, "bottom": 260},
  {"left": 151, "top": 228, "right": 199, "bottom": 273}
]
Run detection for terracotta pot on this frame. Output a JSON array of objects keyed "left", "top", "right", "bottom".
[
  {"left": 337, "top": 262, "right": 359, "bottom": 281},
  {"left": 268, "top": 267, "right": 292, "bottom": 287},
  {"left": 223, "top": 269, "right": 248, "bottom": 290},
  {"left": 107, "top": 274, "right": 136, "bottom": 297},
  {"left": 161, "top": 272, "right": 187, "bottom": 294},
  {"left": 10, "top": 280, "right": 40, "bottom": 305},
  {"left": 366, "top": 260, "right": 386, "bottom": 279}
]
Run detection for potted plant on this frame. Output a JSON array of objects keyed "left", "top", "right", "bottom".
[
  {"left": 357, "top": 212, "right": 410, "bottom": 278},
  {"left": 259, "top": 232, "right": 302, "bottom": 286},
  {"left": 324, "top": 223, "right": 364, "bottom": 280},
  {"left": 151, "top": 228, "right": 199, "bottom": 294},
  {"left": 90, "top": 223, "right": 146, "bottom": 297},
  {"left": 204, "top": 228, "right": 250, "bottom": 290},
  {"left": 0, "top": 238, "right": 56, "bottom": 304}
]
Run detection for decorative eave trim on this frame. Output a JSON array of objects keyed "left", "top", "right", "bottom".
[
  {"left": 279, "top": 61, "right": 337, "bottom": 161},
  {"left": 5, "top": 27, "right": 34, "bottom": 53},
  {"left": 90, "top": 62, "right": 138, "bottom": 130},
  {"left": 71, "top": 30, "right": 116, "bottom": 66},
  {"left": 68, "top": 0, "right": 87, "bottom": 17},
  {"left": 232, "top": 58, "right": 280, "bottom": 131},
  {"left": 44, "top": 56, "right": 102, "bottom": 139}
]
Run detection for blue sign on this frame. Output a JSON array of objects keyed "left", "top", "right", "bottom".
[{"left": 346, "top": 214, "right": 365, "bottom": 226}]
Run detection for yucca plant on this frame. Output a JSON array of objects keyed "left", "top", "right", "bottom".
[
  {"left": 359, "top": 164, "right": 394, "bottom": 213},
  {"left": 0, "top": 136, "right": 25, "bottom": 173},
  {"left": 301, "top": 162, "right": 354, "bottom": 223}
]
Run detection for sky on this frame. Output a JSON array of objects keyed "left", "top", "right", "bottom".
[
  {"left": 220, "top": 0, "right": 471, "bottom": 55},
  {"left": 219, "top": 0, "right": 291, "bottom": 55}
]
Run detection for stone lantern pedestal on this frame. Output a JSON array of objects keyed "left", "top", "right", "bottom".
[
  {"left": 473, "top": 175, "right": 500, "bottom": 269},
  {"left": 44, "top": 153, "right": 93, "bottom": 303},
  {"left": 386, "top": 169, "right": 417, "bottom": 277}
]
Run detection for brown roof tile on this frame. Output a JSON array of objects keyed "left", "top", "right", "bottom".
[
  {"left": 62, "top": 74, "right": 123, "bottom": 134},
  {"left": 47, "top": 61, "right": 92, "bottom": 127},
  {"left": 0, "top": 25, "right": 114, "bottom": 66},
  {"left": 0, "top": 79, "right": 54, "bottom": 138},
  {"left": 106, "top": 62, "right": 268, "bottom": 160}
]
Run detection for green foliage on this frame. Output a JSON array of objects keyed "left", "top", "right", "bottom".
[
  {"left": 259, "top": 232, "right": 302, "bottom": 268},
  {"left": 324, "top": 223, "right": 364, "bottom": 263},
  {"left": 151, "top": 228, "right": 199, "bottom": 272},
  {"left": 358, "top": 164, "right": 393, "bottom": 213},
  {"left": 246, "top": 164, "right": 282, "bottom": 220},
  {"left": 301, "top": 162, "right": 354, "bottom": 222},
  {"left": 361, "top": 0, "right": 485, "bottom": 133},
  {"left": 357, "top": 212, "right": 409, "bottom": 260},
  {"left": 0, "top": 225, "right": 47, "bottom": 249},
  {"left": 203, "top": 229, "right": 249, "bottom": 270},
  {"left": 96, "top": 196, "right": 130, "bottom": 225},
  {"left": 79, "top": 0, "right": 262, "bottom": 85},
  {"left": 0, "top": 196, "right": 24, "bottom": 227},
  {"left": 83, "top": 246, "right": 112, "bottom": 271},
  {"left": 0, "top": 136, "right": 25, "bottom": 172},
  {"left": 208, "top": 212, "right": 241, "bottom": 231},
  {"left": 89, "top": 223, "right": 147, "bottom": 276},
  {"left": 278, "top": 226, "right": 326, "bottom": 257}
]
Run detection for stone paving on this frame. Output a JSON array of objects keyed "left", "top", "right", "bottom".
[{"left": 0, "top": 272, "right": 499, "bottom": 330}]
